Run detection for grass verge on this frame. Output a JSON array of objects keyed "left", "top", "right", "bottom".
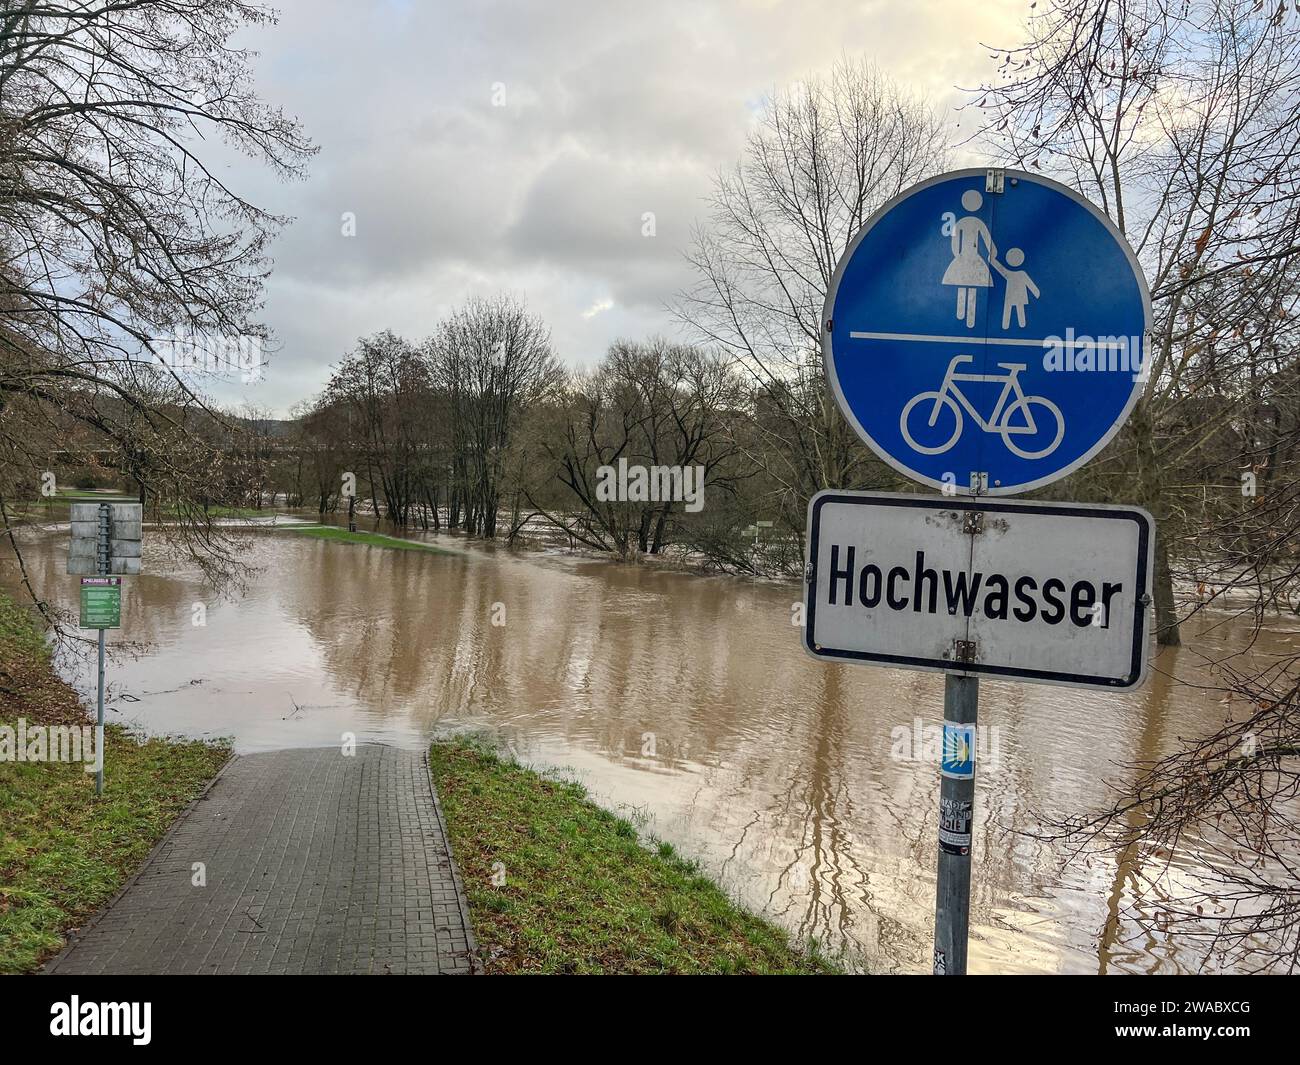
[
  {"left": 283, "top": 525, "right": 452, "bottom": 553},
  {"left": 428, "top": 738, "right": 838, "bottom": 974},
  {"left": 8, "top": 497, "right": 267, "bottom": 521},
  {"left": 0, "top": 591, "right": 231, "bottom": 974}
]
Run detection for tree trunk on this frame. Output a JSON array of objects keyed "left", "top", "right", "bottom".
[
  {"left": 650, "top": 505, "right": 670, "bottom": 554},
  {"left": 1132, "top": 402, "right": 1180, "bottom": 646},
  {"left": 1153, "top": 532, "right": 1180, "bottom": 646}
]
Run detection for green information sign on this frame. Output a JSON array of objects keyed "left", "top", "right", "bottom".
[{"left": 80, "top": 577, "right": 122, "bottom": 629}]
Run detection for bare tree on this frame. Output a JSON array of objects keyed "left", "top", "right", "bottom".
[
  {"left": 534, "top": 339, "right": 744, "bottom": 557},
  {"left": 676, "top": 57, "right": 950, "bottom": 547},
  {"left": 980, "top": 0, "right": 1300, "bottom": 970},
  {"left": 322, "top": 331, "right": 435, "bottom": 526},
  {"left": 976, "top": 0, "right": 1300, "bottom": 645},
  {"left": 0, "top": 0, "right": 314, "bottom": 590},
  {"left": 430, "top": 296, "right": 562, "bottom": 538}
]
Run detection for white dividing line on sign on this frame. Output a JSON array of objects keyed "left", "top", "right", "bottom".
[{"left": 848, "top": 331, "right": 1116, "bottom": 348}]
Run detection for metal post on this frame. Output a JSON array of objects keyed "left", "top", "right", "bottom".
[
  {"left": 96, "top": 628, "right": 105, "bottom": 796},
  {"left": 933, "top": 672, "right": 978, "bottom": 974},
  {"left": 95, "top": 503, "right": 110, "bottom": 797}
]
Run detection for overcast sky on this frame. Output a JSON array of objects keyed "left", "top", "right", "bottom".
[{"left": 215, "top": 0, "right": 1031, "bottom": 414}]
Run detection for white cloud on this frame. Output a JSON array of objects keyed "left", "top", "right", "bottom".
[
  {"left": 207, "top": 0, "right": 1028, "bottom": 413},
  {"left": 581, "top": 298, "right": 615, "bottom": 320}
]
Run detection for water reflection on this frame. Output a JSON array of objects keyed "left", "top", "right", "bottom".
[{"left": 3, "top": 522, "right": 1290, "bottom": 974}]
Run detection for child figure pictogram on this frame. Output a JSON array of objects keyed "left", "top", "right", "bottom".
[{"left": 991, "top": 247, "right": 1039, "bottom": 329}]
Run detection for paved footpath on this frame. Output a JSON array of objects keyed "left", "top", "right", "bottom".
[{"left": 45, "top": 745, "right": 478, "bottom": 975}]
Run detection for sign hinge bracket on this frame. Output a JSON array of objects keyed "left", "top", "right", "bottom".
[
  {"left": 985, "top": 168, "right": 1005, "bottom": 194},
  {"left": 962, "top": 511, "right": 984, "bottom": 535},
  {"left": 948, "top": 639, "right": 979, "bottom": 665}
]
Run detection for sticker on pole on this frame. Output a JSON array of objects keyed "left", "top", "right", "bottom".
[
  {"left": 822, "top": 169, "right": 1151, "bottom": 495},
  {"left": 940, "top": 723, "right": 976, "bottom": 779},
  {"left": 803, "top": 491, "right": 1154, "bottom": 689},
  {"left": 939, "top": 797, "right": 973, "bottom": 855}
]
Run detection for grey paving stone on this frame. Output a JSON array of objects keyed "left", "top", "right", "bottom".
[{"left": 45, "top": 745, "right": 478, "bottom": 975}]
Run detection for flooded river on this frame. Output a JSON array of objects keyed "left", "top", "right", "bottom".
[{"left": 4, "top": 518, "right": 1291, "bottom": 974}]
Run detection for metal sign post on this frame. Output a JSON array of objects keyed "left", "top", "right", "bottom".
[
  {"left": 69, "top": 501, "right": 142, "bottom": 796},
  {"left": 934, "top": 674, "right": 977, "bottom": 976},
  {"left": 95, "top": 504, "right": 109, "bottom": 796},
  {"left": 96, "top": 618, "right": 106, "bottom": 795},
  {"left": 804, "top": 491, "right": 1154, "bottom": 974},
  {"left": 813, "top": 167, "right": 1156, "bottom": 975}
]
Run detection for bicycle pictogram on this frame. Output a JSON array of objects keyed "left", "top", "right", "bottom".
[{"left": 899, "top": 355, "right": 1065, "bottom": 458}]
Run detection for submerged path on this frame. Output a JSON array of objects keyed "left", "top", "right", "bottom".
[{"left": 45, "top": 745, "right": 478, "bottom": 975}]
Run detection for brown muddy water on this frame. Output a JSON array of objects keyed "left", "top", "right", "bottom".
[{"left": 4, "top": 517, "right": 1294, "bottom": 974}]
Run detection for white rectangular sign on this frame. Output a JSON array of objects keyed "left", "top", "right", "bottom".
[
  {"left": 69, "top": 502, "right": 143, "bottom": 533},
  {"left": 67, "top": 501, "right": 143, "bottom": 576},
  {"left": 803, "top": 492, "right": 1154, "bottom": 689}
]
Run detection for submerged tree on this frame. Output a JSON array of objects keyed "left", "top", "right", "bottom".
[
  {"left": 322, "top": 331, "right": 438, "bottom": 526},
  {"left": 980, "top": 0, "right": 1300, "bottom": 971},
  {"left": 533, "top": 339, "right": 744, "bottom": 558},
  {"left": 430, "top": 296, "right": 563, "bottom": 538},
  {"left": 976, "top": 0, "right": 1300, "bottom": 646}
]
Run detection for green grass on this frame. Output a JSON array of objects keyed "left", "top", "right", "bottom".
[
  {"left": 4, "top": 495, "right": 116, "bottom": 522},
  {"left": 428, "top": 738, "right": 839, "bottom": 974},
  {"left": 18, "top": 488, "right": 133, "bottom": 504},
  {"left": 172, "top": 504, "right": 268, "bottom": 519},
  {"left": 0, "top": 594, "right": 46, "bottom": 656},
  {"left": 8, "top": 496, "right": 268, "bottom": 520},
  {"left": 283, "top": 525, "right": 451, "bottom": 553},
  {"left": 0, "top": 591, "right": 231, "bottom": 973}
]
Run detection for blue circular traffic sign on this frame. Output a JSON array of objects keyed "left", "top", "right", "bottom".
[{"left": 823, "top": 169, "right": 1151, "bottom": 495}]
